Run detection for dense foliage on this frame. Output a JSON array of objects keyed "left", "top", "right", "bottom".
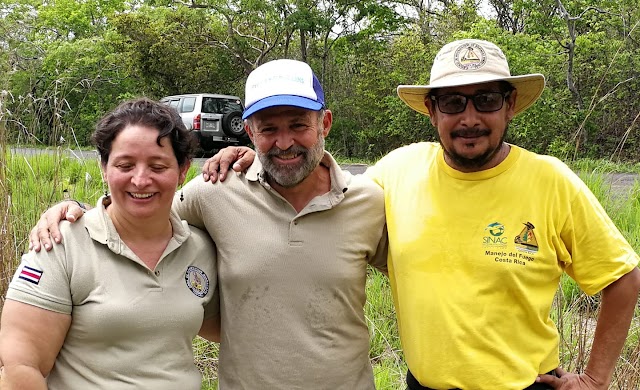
[{"left": 1, "top": 0, "right": 639, "bottom": 161}]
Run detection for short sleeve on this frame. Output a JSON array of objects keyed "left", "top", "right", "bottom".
[
  {"left": 172, "top": 176, "right": 207, "bottom": 230},
  {"left": 7, "top": 244, "right": 72, "bottom": 314},
  {"left": 561, "top": 184, "right": 639, "bottom": 295}
]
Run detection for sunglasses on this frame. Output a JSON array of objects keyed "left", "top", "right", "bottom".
[{"left": 430, "top": 91, "right": 512, "bottom": 114}]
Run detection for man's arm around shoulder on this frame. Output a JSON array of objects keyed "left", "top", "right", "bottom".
[{"left": 29, "top": 201, "right": 88, "bottom": 252}]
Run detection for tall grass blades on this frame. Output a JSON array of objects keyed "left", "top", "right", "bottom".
[
  {"left": 366, "top": 268, "right": 406, "bottom": 389},
  {"left": 193, "top": 337, "right": 219, "bottom": 390},
  {"left": 0, "top": 92, "right": 12, "bottom": 309},
  {"left": 5, "top": 152, "right": 103, "bottom": 254},
  {"left": 610, "top": 178, "right": 640, "bottom": 389},
  {"left": 0, "top": 152, "right": 104, "bottom": 304}
]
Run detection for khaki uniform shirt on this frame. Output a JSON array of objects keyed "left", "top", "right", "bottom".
[
  {"left": 175, "top": 152, "right": 387, "bottom": 389},
  {"left": 7, "top": 198, "right": 219, "bottom": 389}
]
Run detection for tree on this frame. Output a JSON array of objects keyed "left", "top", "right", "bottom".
[
  {"left": 111, "top": 7, "right": 244, "bottom": 96},
  {"left": 487, "top": 0, "right": 528, "bottom": 33}
]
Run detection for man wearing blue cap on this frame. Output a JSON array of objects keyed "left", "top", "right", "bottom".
[
  {"left": 27, "top": 59, "right": 388, "bottom": 389},
  {"left": 176, "top": 58, "right": 388, "bottom": 389}
]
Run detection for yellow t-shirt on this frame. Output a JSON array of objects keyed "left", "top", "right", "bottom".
[{"left": 367, "top": 142, "right": 639, "bottom": 390}]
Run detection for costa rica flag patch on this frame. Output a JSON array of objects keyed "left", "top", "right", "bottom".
[{"left": 19, "top": 265, "right": 43, "bottom": 285}]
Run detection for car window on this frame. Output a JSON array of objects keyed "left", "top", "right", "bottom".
[
  {"left": 221, "top": 99, "right": 243, "bottom": 113},
  {"left": 181, "top": 97, "right": 197, "bottom": 113},
  {"left": 168, "top": 99, "right": 180, "bottom": 108},
  {"left": 201, "top": 97, "right": 220, "bottom": 113},
  {"left": 201, "top": 97, "right": 243, "bottom": 114}
]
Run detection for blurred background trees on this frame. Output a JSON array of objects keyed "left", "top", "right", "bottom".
[{"left": 1, "top": 0, "right": 639, "bottom": 161}]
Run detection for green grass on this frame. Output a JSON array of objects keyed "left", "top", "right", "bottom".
[
  {"left": 569, "top": 158, "right": 640, "bottom": 174},
  {"left": 365, "top": 269, "right": 406, "bottom": 389},
  {"left": 0, "top": 152, "right": 638, "bottom": 389},
  {"left": 193, "top": 338, "right": 219, "bottom": 390},
  {"left": 334, "top": 156, "right": 376, "bottom": 165},
  {"left": 2, "top": 153, "right": 103, "bottom": 259},
  {"left": 10, "top": 143, "right": 98, "bottom": 151}
]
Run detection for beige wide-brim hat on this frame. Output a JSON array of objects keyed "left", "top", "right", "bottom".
[{"left": 397, "top": 39, "right": 545, "bottom": 117}]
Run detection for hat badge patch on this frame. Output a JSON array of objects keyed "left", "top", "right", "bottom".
[
  {"left": 454, "top": 42, "right": 486, "bottom": 71},
  {"left": 185, "top": 266, "right": 209, "bottom": 298}
]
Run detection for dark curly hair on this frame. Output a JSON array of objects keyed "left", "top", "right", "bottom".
[{"left": 92, "top": 97, "right": 197, "bottom": 167}]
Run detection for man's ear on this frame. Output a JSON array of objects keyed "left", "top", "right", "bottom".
[
  {"left": 321, "top": 110, "right": 332, "bottom": 137},
  {"left": 244, "top": 120, "right": 255, "bottom": 143},
  {"left": 506, "top": 89, "right": 517, "bottom": 121},
  {"left": 424, "top": 97, "right": 438, "bottom": 127}
]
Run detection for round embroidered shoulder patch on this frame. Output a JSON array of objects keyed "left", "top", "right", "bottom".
[
  {"left": 185, "top": 266, "right": 210, "bottom": 298},
  {"left": 453, "top": 42, "right": 486, "bottom": 70}
]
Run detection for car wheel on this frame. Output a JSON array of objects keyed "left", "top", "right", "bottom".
[{"left": 222, "top": 111, "right": 245, "bottom": 137}]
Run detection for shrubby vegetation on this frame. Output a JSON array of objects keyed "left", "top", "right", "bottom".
[{"left": 1, "top": 0, "right": 639, "bottom": 161}]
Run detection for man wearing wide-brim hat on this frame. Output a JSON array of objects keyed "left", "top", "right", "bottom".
[{"left": 368, "top": 38, "right": 640, "bottom": 390}]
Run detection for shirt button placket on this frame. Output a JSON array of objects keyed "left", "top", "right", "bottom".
[{"left": 289, "top": 218, "right": 303, "bottom": 246}]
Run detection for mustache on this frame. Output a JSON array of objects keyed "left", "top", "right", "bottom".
[
  {"left": 267, "top": 145, "right": 307, "bottom": 157},
  {"left": 451, "top": 128, "right": 491, "bottom": 138}
]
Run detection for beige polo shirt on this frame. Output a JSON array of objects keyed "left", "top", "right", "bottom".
[
  {"left": 174, "top": 152, "right": 387, "bottom": 389},
  {"left": 7, "top": 198, "right": 218, "bottom": 389}
]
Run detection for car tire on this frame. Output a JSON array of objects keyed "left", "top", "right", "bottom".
[{"left": 222, "top": 111, "right": 245, "bottom": 137}]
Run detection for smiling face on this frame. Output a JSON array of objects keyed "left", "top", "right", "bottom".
[
  {"left": 245, "top": 106, "right": 331, "bottom": 188},
  {"left": 426, "top": 81, "right": 517, "bottom": 172},
  {"left": 102, "top": 124, "right": 189, "bottom": 221}
]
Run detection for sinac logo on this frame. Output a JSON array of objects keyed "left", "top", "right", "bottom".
[
  {"left": 483, "top": 222, "right": 507, "bottom": 247},
  {"left": 486, "top": 222, "right": 504, "bottom": 236}
]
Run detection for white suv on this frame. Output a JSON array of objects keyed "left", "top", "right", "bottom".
[{"left": 160, "top": 93, "right": 248, "bottom": 150}]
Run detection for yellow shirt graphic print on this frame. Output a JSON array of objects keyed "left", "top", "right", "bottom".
[{"left": 515, "top": 222, "right": 539, "bottom": 253}]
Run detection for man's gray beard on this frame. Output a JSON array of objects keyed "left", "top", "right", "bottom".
[
  {"left": 258, "top": 134, "right": 325, "bottom": 188},
  {"left": 441, "top": 125, "right": 508, "bottom": 170}
]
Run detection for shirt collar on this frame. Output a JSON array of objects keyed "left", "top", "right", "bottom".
[{"left": 84, "top": 196, "right": 191, "bottom": 248}]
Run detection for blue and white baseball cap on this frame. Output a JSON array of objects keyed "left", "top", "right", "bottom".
[{"left": 242, "top": 59, "right": 325, "bottom": 120}]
